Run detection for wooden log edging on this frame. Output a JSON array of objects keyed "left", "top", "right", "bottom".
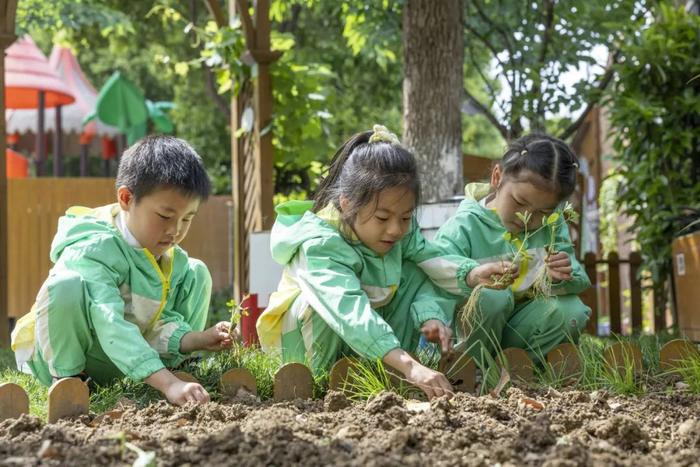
[{"left": 0, "top": 339, "right": 698, "bottom": 422}]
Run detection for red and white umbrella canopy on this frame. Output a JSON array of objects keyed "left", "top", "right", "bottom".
[
  {"left": 6, "top": 43, "right": 119, "bottom": 138},
  {"left": 3, "top": 35, "right": 74, "bottom": 109}
]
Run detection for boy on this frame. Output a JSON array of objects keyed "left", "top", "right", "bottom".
[{"left": 11, "top": 136, "right": 232, "bottom": 406}]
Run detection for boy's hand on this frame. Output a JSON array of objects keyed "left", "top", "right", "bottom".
[
  {"left": 420, "top": 319, "right": 453, "bottom": 354},
  {"left": 198, "top": 322, "right": 235, "bottom": 351},
  {"left": 144, "top": 369, "right": 209, "bottom": 406},
  {"left": 546, "top": 251, "right": 573, "bottom": 282},
  {"left": 164, "top": 380, "right": 210, "bottom": 406},
  {"left": 180, "top": 322, "right": 234, "bottom": 353},
  {"left": 467, "top": 261, "right": 518, "bottom": 289}
]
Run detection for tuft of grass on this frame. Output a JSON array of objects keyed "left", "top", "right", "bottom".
[
  {"left": 0, "top": 348, "right": 17, "bottom": 371},
  {"left": 342, "top": 358, "right": 413, "bottom": 401},
  {"left": 90, "top": 378, "right": 162, "bottom": 414},
  {"left": 672, "top": 355, "right": 700, "bottom": 394},
  {"left": 578, "top": 335, "right": 645, "bottom": 395}
]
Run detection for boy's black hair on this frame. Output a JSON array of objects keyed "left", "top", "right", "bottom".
[
  {"left": 498, "top": 133, "right": 579, "bottom": 200},
  {"left": 312, "top": 130, "right": 420, "bottom": 226},
  {"left": 116, "top": 135, "right": 211, "bottom": 201}
]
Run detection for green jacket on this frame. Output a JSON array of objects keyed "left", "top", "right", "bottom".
[
  {"left": 257, "top": 200, "right": 477, "bottom": 360},
  {"left": 433, "top": 183, "right": 591, "bottom": 296},
  {"left": 11, "top": 204, "right": 211, "bottom": 380}
]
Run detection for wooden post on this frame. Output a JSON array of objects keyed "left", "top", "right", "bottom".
[
  {"left": 36, "top": 90, "right": 46, "bottom": 176},
  {"left": 79, "top": 144, "right": 88, "bottom": 177},
  {"left": 582, "top": 252, "right": 598, "bottom": 335},
  {"left": 252, "top": 0, "right": 275, "bottom": 231},
  {"left": 230, "top": 0, "right": 249, "bottom": 302},
  {"left": 608, "top": 251, "right": 621, "bottom": 335},
  {"left": 0, "top": 1, "right": 18, "bottom": 348},
  {"left": 629, "top": 251, "right": 643, "bottom": 333},
  {"left": 0, "top": 45, "right": 7, "bottom": 347},
  {"left": 53, "top": 105, "right": 63, "bottom": 176},
  {"left": 229, "top": 0, "right": 281, "bottom": 301}
]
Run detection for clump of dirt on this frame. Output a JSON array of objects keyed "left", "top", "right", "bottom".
[
  {"left": 1, "top": 386, "right": 698, "bottom": 466},
  {"left": 586, "top": 415, "right": 650, "bottom": 451},
  {"left": 324, "top": 390, "right": 351, "bottom": 412},
  {"left": 0, "top": 414, "right": 42, "bottom": 438},
  {"left": 517, "top": 414, "right": 556, "bottom": 452},
  {"left": 364, "top": 390, "right": 405, "bottom": 414}
]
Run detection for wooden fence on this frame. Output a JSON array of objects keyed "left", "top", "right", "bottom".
[
  {"left": 579, "top": 251, "right": 644, "bottom": 336},
  {"left": 5, "top": 178, "right": 232, "bottom": 319}
]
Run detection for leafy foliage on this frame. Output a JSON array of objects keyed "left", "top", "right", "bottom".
[
  {"left": 463, "top": 0, "right": 649, "bottom": 139},
  {"left": 605, "top": 3, "right": 700, "bottom": 316}
]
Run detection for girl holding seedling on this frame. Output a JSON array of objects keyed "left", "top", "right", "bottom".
[
  {"left": 257, "top": 125, "right": 510, "bottom": 399},
  {"left": 432, "top": 134, "right": 591, "bottom": 366}
]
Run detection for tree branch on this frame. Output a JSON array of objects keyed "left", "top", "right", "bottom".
[
  {"left": 193, "top": 1, "right": 231, "bottom": 119},
  {"left": 471, "top": 0, "right": 519, "bottom": 64},
  {"left": 235, "top": 0, "right": 256, "bottom": 48},
  {"left": 559, "top": 49, "right": 621, "bottom": 140},
  {"left": 534, "top": 0, "right": 555, "bottom": 127},
  {"left": 463, "top": 87, "right": 509, "bottom": 140},
  {"left": 463, "top": 22, "right": 515, "bottom": 92},
  {"left": 467, "top": 52, "right": 508, "bottom": 120},
  {"left": 204, "top": 64, "right": 232, "bottom": 119},
  {"left": 202, "top": 0, "right": 226, "bottom": 28},
  {"left": 559, "top": 4, "right": 650, "bottom": 140}
]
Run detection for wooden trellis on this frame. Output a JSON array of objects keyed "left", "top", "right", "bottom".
[
  {"left": 0, "top": 0, "right": 18, "bottom": 348},
  {"left": 227, "top": 0, "right": 280, "bottom": 302},
  {"left": 1, "top": 340, "right": 697, "bottom": 423},
  {"left": 201, "top": 0, "right": 280, "bottom": 301}
]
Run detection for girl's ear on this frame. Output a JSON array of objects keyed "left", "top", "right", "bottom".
[
  {"left": 339, "top": 195, "right": 350, "bottom": 212},
  {"left": 490, "top": 165, "right": 503, "bottom": 190},
  {"left": 117, "top": 186, "right": 134, "bottom": 210}
]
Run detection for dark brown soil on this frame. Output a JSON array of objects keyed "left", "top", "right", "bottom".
[{"left": 1, "top": 387, "right": 699, "bottom": 466}]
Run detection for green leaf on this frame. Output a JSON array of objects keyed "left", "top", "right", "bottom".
[{"left": 546, "top": 212, "right": 560, "bottom": 225}]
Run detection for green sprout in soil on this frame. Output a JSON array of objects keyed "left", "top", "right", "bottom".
[{"left": 227, "top": 293, "right": 250, "bottom": 338}]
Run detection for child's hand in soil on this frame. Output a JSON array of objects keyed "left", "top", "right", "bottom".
[
  {"left": 180, "top": 322, "right": 234, "bottom": 353},
  {"left": 420, "top": 319, "right": 453, "bottom": 354},
  {"left": 165, "top": 380, "right": 210, "bottom": 406},
  {"left": 406, "top": 363, "right": 454, "bottom": 400},
  {"left": 545, "top": 251, "right": 572, "bottom": 282},
  {"left": 383, "top": 349, "right": 453, "bottom": 399},
  {"left": 467, "top": 261, "right": 518, "bottom": 289},
  {"left": 144, "top": 369, "right": 210, "bottom": 406}
]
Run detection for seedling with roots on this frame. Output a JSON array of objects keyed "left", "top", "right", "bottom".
[
  {"left": 226, "top": 293, "right": 250, "bottom": 338},
  {"left": 459, "top": 202, "right": 579, "bottom": 333}
]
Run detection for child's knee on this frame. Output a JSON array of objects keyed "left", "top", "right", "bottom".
[
  {"left": 557, "top": 297, "right": 591, "bottom": 341},
  {"left": 476, "top": 288, "right": 514, "bottom": 318}
]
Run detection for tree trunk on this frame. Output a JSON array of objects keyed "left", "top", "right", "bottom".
[{"left": 403, "top": 0, "right": 464, "bottom": 202}]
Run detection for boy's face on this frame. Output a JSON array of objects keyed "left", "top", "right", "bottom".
[
  {"left": 118, "top": 185, "right": 201, "bottom": 256},
  {"left": 343, "top": 186, "right": 415, "bottom": 255}
]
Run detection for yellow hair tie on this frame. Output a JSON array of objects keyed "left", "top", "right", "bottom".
[{"left": 368, "top": 124, "right": 400, "bottom": 145}]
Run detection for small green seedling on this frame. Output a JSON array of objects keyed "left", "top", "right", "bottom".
[{"left": 226, "top": 293, "right": 250, "bottom": 338}]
